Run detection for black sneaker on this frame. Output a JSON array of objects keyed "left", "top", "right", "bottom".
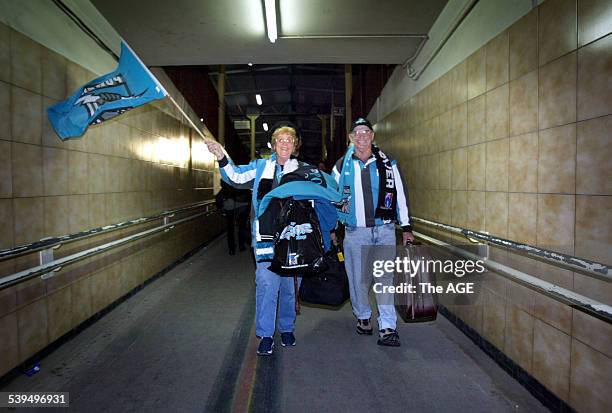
[
  {"left": 280, "top": 332, "right": 296, "bottom": 347},
  {"left": 377, "top": 329, "right": 401, "bottom": 347},
  {"left": 356, "top": 318, "right": 373, "bottom": 335},
  {"left": 257, "top": 337, "right": 274, "bottom": 355}
]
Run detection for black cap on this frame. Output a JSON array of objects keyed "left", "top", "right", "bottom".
[{"left": 350, "top": 117, "right": 373, "bottom": 132}]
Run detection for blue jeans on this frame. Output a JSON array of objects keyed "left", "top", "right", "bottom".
[
  {"left": 344, "top": 223, "right": 397, "bottom": 330},
  {"left": 255, "top": 262, "right": 301, "bottom": 337}
]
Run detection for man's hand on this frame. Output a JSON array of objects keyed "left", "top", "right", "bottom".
[
  {"left": 330, "top": 232, "right": 338, "bottom": 246},
  {"left": 402, "top": 231, "right": 415, "bottom": 246},
  {"left": 205, "top": 140, "right": 225, "bottom": 160}
]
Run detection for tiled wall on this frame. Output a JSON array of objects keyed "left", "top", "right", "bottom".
[
  {"left": 0, "top": 23, "right": 223, "bottom": 377},
  {"left": 376, "top": 0, "right": 611, "bottom": 411}
]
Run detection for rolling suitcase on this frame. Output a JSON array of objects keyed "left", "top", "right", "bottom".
[{"left": 394, "top": 241, "right": 438, "bottom": 322}]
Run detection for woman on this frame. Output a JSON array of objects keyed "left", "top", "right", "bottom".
[{"left": 206, "top": 123, "right": 308, "bottom": 356}]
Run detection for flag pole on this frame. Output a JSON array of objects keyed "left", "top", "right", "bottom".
[{"left": 121, "top": 40, "right": 216, "bottom": 145}]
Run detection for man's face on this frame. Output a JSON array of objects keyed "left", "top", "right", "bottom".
[
  {"left": 273, "top": 132, "right": 295, "bottom": 160},
  {"left": 350, "top": 126, "right": 374, "bottom": 152}
]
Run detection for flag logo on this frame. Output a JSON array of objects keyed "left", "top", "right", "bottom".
[{"left": 47, "top": 41, "right": 167, "bottom": 140}]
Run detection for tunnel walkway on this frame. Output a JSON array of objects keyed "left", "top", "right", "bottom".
[{"left": 2, "top": 237, "right": 547, "bottom": 412}]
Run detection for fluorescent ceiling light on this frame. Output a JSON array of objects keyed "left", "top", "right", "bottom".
[
  {"left": 264, "top": 0, "right": 277, "bottom": 43},
  {"left": 256, "top": 94, "right": 263, "bottom": 105},
  {"left": 263, "top": 122, "right": 269, "bottom": 131}
]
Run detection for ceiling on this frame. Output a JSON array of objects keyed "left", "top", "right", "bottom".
[
  {"left": 90, "top": 0, "right": 448, "bottom": 160},
  {"left": 91, "top": 0, "right": 448, "bottom": 65}
]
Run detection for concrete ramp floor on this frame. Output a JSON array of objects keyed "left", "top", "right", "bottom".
[{"left": 1, "top": 236, "right": 547, "bottom": 413}]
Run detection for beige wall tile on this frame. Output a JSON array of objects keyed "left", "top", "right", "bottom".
[
  {"left": 466, "top": 191, "right": 485, "bottom": 231},
  {"left": 486, "top": 31, "right": 509, "bottom": 91},
  {"left": 508, "top": 193, "right": 537, "bottom": 245},
  {"left": 0, "top": 312, "right": 19, "bottom": 375},
  {"left": 534, "top": 291, "right": 572, "bottom": 333},
  {"left": 47, "top": 286, "right": 72, "bottom": 342},
  {"left": 537, "top": 260, "right": 575, "bottom": 290},
  {"left": 71, "top": 275, "right": 92, "bottom": 326},
  {"left": 451, "top": 190, "right": 468, "bottom": 228},
  {"left": 537, "top": 194, "right": 575, "bottom": 255},
  {"left": 88, "top": 194, "right": 106, "bottom": 228},
  {"left": 532, "top": 318, "right": 571, "bottom": 401},
  {"left": 507, "top": 281, "right": 535, "bottom": 314},
  {"left": 44, "top": 196, "right": 69, "bottom": 237},
  {"left": 578, "top": 0, "right": 612, "bottom": 46},
  {"left": 0, "top": 81, "right": 9, "bottom": 140},
  {"left": 538, "top": 124, "right": 576, "bottom": 194},
  {"left": 438, "top": 189, "right": 451, "bottom": 224},
  {"left": 0, "top": 24, "right": 9, "bottom": 83},
  {"left": 13, "top": 197, "right": 44, "bottom": 246},
  {"left": 467, "top": 47, "right": 486, "bottom": 99},
  {"left": 439, "top": 110, "right": 452, "bottom": 151},
  {"left": 539, "top": 52, "right": 577, "bottom": 129},
  {"left": 451, "top": 61, "right": 468, "bottom": 108},
  {"left": 539, "top": 0, "right": 577, "bottom": 66},
  {"left": 509, "top": 70, "right": 538, "bottom": 136},
  {"left": 486, "top": 138, "right": 509, "bottom": 192},
  {"left": 485, "top": 84, "right": 509, "bottom": 141},
  {"left": 67, "top": 194, "right": 89, "bottom": 234},
  {"left": 467, "top": 144, "right": 485, "bottom": 191},
  {"left": 451, "top": 103, "right": 468, "bottom": 149},
  {"left": 42, "top": 147, "right": 68, "bottom": 196},
  {"left": 11, "top": 86, "right": 42, "bottom": 145},
  {"left": 0, "top": 139, "right": 12, "bottom": 197},
  {"left": 570, "top": 339, "right": 612, "bottom": 412},
  {"left": 575, "top": 195, "right": 612, "bottom": 265},
  {"left": 509, "top": 9, "right": 538, "bottom": 81},
  {"left": 451, "top": 148, "right": 467, "bottom": 190},
  {"left": 577, "top": 115, "right": 612, "bottom": 195},
  {"left": 577, "top": 34, "right": 612, "bottom": 121},
  {"left": 41, "top": 48, "right": 66, "bottom": 100},
  {"left": 467, "top": 95, "right": 486, "bottom": 144},
  {"left": 504, "top": 305, "right": 534, "bottom": 373},
  {"left": 573, "top": 272, "right": 612, "bottom": 307},
  {"left": 68, "top": 150, "right": 88, "bottom": 195},
  {"left": 509, "top": 132, "right": 538, "bottom": 193},
  {"left": 12, "top": 142, "right": 43, "bottom": 197},
  {"left": 439, "top": 151, "right": 452, "bottom": 190},
  {"left": 486, "top": 192, "right": 508, "bottom": 237},
  {"left": 482, "top": 289, "right": 506, "bottom": 349},
  {"left": 88, "top": 153, "right": 107, "bottom": 194},
  {"left": 439, "top": 71, "right": 452, "bottom": 114},
  {"left": 572, "top": 310, "right": 612, "bottom": 358},
  {"left": 17, "top": 298, "right": 48, "bottom": 362},
  {"left": 10, "top": 30, "right": 42, "bottom": 93},
  {"left": 0, "top": 199, "right": 13, "bottom": 249}
]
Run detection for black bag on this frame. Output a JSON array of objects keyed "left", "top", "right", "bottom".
[
  {"left": 269, "top": 198, "right": 328, "bottom": 275},
  {"left": 299, "top": 248, "right": 349, "bottom": 306}
]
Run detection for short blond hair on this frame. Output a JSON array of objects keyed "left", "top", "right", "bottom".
[{"left": 271, "top": 126, "right": 298, "bottom": 147}]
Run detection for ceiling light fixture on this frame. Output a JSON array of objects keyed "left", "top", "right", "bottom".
[
  {"left": 255, "top": 94, "right": 263, "bottom": 105},
  {"left": 264, "top": 0, "right": 277, "bottom": 43},
  {"left": 248, "top": 62, "right": 253, "bottom": 66},
  {"left": 263, "top": 122, "right": 269, "bottom": 131}
]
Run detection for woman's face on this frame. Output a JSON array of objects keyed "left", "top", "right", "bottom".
[{"left": 273, "top": 132, "right": 295, "bottom": 162}]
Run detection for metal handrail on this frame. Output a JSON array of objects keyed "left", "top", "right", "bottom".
[
  {"left": 412, "top": 217, "right": 611, "bottom": 282},
  {"left": 414, "top": 231, "right": 612, "bottom": 325},
  {"left": 0, "top": 200, "right": 216, "bottom": 262},
  {"left": 0, "top": 208, "right": 214, "bottom": 291}
]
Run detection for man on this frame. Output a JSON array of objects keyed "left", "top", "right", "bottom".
[{"left": 332, "top": 117, "right": 414, "bottom": 347}]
